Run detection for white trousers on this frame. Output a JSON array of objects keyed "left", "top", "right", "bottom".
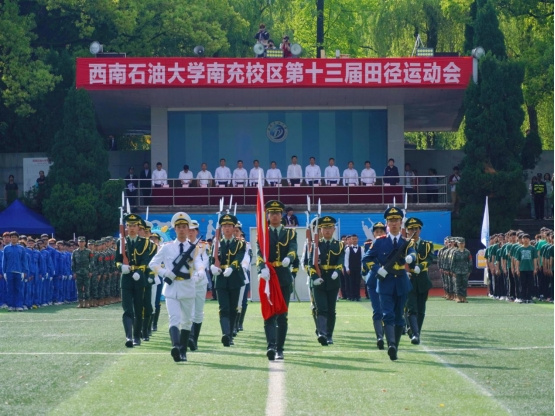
[{"left": 192, "top": 280, "right": 208, "bottom": 324}]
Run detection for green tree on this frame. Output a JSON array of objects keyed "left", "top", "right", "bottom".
[
  {"left": 42, "top": 88, "right": 122, "bottom": 239},
  {"left": 455, "top": 0, "right": 526, "bottom": 237}
]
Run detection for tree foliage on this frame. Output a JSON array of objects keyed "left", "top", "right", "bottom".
[
  {"left": 42, "top": 88, "right": 122, "bottom": 239},
  {"left": 455, "top": 1, "right": 527, "bottom": 238}
]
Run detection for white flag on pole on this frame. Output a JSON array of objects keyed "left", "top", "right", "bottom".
[{"left": 480, "top": 196, "right": 489, "bottom": 247}]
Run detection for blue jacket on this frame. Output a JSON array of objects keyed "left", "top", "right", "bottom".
[
  {"left": 362, "top": 234, "right": 415, "bottom": 296},
  {"left": 2, "top": 243, "right": 28, "bottom": 274},
  {"left": 40, "top": 249, "right": 55, "bottom": 276}
]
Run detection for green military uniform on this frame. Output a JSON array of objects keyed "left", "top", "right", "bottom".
[
  {"left": 115, "top": 214, "right": 151, "bottom": 347},
  {"left": 86, "top": 240, "right": 95, "bottom": 301},
  {"left": 437, "top": 238, "right": 450, "bottom": 298},
  {"left": 256, "top": 200, "right": 297, "bottom": 360},
  {"left": 212, "top": 214, "right": 246, "bottom": 347},
  {"left": 404, "top": 218, "right": 433, "bottom": 345},
  {"left": 450, "top": 238, "right": 472, "bottom": 301},
  {"left": 306, "top": 216, "right": 344, "bottom": 346},
  {"left": 91, "top": 241, "right": 104, "bottom": 305},
  {"left": 71, "top": 237, "right": 92, "bottom": 306},
  {"left": 141, "top": 221, "right": 158, "bottom": 340}
]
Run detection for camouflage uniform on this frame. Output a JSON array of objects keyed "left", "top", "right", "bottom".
[
  {"left": 450, "top": 243, "right": 472, "bottom": 299},
  {"left": 71, "top": 238, "right": 92, "bottom": 303}
]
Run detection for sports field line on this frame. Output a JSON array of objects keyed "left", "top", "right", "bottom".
[
  {"left": 266, "top": 361, "right": 285, "bottom": 416},
  {"left": 422, "top": 344, "right": 514, "bottom": 414},
  {"left": 1, "top": 345, "right": 551, "bottom": 356}
]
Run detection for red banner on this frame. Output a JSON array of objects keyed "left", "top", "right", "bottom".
[{"left": 76, "top": 57, "right": 472, "bottom": 90}]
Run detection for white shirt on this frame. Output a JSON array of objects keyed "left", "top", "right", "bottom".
[
  {"left": 249, "top": 167, "right": 265, "bottom": 186},
  {"left": 232, "top": 168, "right": 248, "bottom": 186},
  {"left": 266, "top": 168, "right": 282, "bottom": 185},
  {"left": 178, "top": 170, "right": 193, "bottom": 185},
  {"left": 343, "top": 168, "right": 359, "bottom": 185},
  {"left": 324, "top": 165, "right": 340, "bottom": 184},
  {"left": 149, "top": 238, "right": 205, "bottom": 299},
  {"left": 305, "top": 164, "right": 321, "bottom": 184},
  {"left": 404, "top": 170, "right": 415, "bottom": 189},
  {"left": 286, "top": 164, "right": 302, "bottom": 184},
  {"left": 196, "top": 170, "right": 213, "bottom": 186},
  {"left": 361, "top": 168, "right": 376, "bottom": 185},
  {"left": 214, "top": 166, "right": 231, "bottom": 184},
  {"left": 152, "top": 168, "right": 168, "bottom": 186}
]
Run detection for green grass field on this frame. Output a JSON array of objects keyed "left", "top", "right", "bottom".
[{"left": 0, "top": 296, "right": 552, "bottom": 416}]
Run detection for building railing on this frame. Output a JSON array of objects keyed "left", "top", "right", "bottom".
[{"left": 113, "top": 175, "right": 449, "bottom": 207}]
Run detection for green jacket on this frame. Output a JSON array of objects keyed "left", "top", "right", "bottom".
[
  {"left": 307, "top": 238, "right": 344, "bottom": 291},
  {"left": 257, "top": 226, "right": 298, "bottom": 287}
]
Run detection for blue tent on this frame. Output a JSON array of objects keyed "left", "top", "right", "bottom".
[{"left": 0, "top": 199, "right": 55, "bottom": 234}]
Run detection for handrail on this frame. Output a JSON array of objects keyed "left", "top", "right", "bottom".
[{"left": 114, "top": 175, "right": 449, "bottom": 207}]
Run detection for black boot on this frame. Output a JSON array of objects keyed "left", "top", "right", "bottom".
[
  {"left": 123, "top": 316, "right": 134, "bottom": 348},
  {"left": 317, "top": 315, "right": 328, "bottom": 346},
  {"left": 169, "top": 326, "right": 181, "bottom": 362},
  {"left": 408, "top": 315, "right": 420, "bottom": 345},
  {"left": 233, "top": 312, "right": 240, "bottom": 337},
  {"left": 417, "top": 313, "right": 425, "bottom": 336},
  {"left": 384, "top": 324, "right": 397, "bottom": 361},
  {"left": 142, "top": 317, "right": 150, "bottom": 341},
  {"left": 394, "top": 325, "right": 403, "bottom": 359},
  {"left": 264, "top": 322, "right": 277, "bottom": 360},
  {"left": 238, "top": 304, "right": 247, "bottom": 331},
  {"left": 220, "top": 317, "right": 231, "bottom": 347},
  {"left": 179, "top": 329, "right": 190, "bottom": 362},
  {"left": 191, "top": 322, "right": 202, "bottom": 350},
  {"left": 152, "top": 307, "right": 161, "bottom": 332},
  {"left": 326, "top": 313, "right": 336, "bottom": 345},
  {"left": 373, "top": 320, "right": 384, "bottom": 350}
]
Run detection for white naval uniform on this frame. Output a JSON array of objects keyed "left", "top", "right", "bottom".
[
  {"left": 149, "top": 239, "right": 204, "bottom": 329},
  {"left": 191, "top": 241, "right": 210, "bottom": 324}
]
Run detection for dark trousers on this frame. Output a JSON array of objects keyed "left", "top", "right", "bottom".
[
  {"left": 121, "top": 275, "right": 145, "bottom": 339},
  {"left": 339, "top": 272, "right": 347, "bottom": 299},
  {"left": 264, "top": 284, "right": 291, "bottom": 351},
  {"left": 346, "top": 270, "right": 361, "bottom": 300},
  {"left": 380, "top": 289, "right": 408, "bottom": 327},
  {"left": 290, "top": 179, "right": 301, "bottom": 186},
  {"left": 519, "top": 271, "right": 533, "bottom": 301},
  {"left": 217, "top": 287, "right": 241, "bottom": 335},
  {"left": 367, "top": 277, "right": 382, "bottom": 321},
  {"left": 534, "top": 195, "right": 545, "bottom": 219}
]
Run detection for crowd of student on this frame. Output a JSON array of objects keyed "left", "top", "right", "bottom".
[{"left": 0, "top": 232, "right": 119, "bottom": 311}]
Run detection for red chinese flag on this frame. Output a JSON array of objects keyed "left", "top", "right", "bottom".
[{"left": 256, "top": 174, "right": 287, "bottom": 320}]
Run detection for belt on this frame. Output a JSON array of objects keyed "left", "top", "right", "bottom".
[
  {"left": 271, "top": 261, "right": 283, "bottom": 267},
  {"left": 175, "top": 277, "right": 189, "bottom": 281},
  {"left": 129, "top": 265, "right": 145, "bottom": 272},
  {"left": 320, "top": 265, "right": 341, "bottom": 271}
]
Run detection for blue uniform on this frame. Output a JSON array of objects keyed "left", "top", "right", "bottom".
[
  {"left": 0, "top": 249, "right": 6, "bottom": 307},
  {"left": 41, "top": 248, "right": 55, "bottom": 305},
  {"left": 2, "top": 243, "right": 28, "bottom": 309},
  {"left": 362, "top": 234, "right": 415, "bottom": 326},
  {"left": 53, "top": 249, "right": 64, "bottom": 303}
]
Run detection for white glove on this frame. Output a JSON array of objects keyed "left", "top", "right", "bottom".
[
  {"left": 147, "top": 277, "right": 154, "bottom": 284},
  {"left": 210, "top": 265, "right": 221, "bottom": 276},
  {"left": 331, "top": 271, "right": 339, "bottom": 280},
  {"left": 281, "top": 257, "right": 291, "bottom": 267},
  {"left": 377, "top": 267, "right": 388, "bottom": 278},
  {"left": 259, "top": 267, "right": 270, "bottom": 281},
  {"left": 197, "top": 270, "right": 207, "bottom": 281},
  {"left": 313, "top": 277, "right": 324, "bottom": 286},
  {"left": 223, "top": 267, "right": 233, "bottom": 277},
  {"left": 121, "top": 265, "right": 131, "bottom": 274},
  {"left": 405, "top": 255, "right": 413, "bottom": 264},
  {"left": 132, "top": 272, "right": 140, "bottom": 281},
  {"left": 413, "top": 265, "right": 421, "bottom": 274}
]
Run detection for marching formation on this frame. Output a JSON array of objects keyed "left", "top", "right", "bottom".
[{"left": 5, "top": 195, "right": 552, "bottom": 365}]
